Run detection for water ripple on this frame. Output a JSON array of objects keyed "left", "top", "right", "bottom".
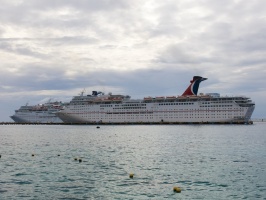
[{"left": 0, "top": 124, "right": 265, "bottom": 199}]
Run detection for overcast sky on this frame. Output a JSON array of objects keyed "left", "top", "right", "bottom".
[{"left": 1, "top": 0, "right": 265, "bottom": 121}]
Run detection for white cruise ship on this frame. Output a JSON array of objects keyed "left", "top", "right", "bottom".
[
  {"left": 56, "top": 76, "right": 255, "bottom": 124},
  {"left": 10, "top": 101, "right": 64, "bottom": 123}
]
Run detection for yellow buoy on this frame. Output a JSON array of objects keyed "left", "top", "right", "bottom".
[
  {"left": 173, "top": 186, "right": 181, "bottom": 193},
  {"left": 129, "top": 173, "right": 134, "bottom": 178}
]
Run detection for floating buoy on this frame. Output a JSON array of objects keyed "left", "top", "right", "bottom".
[
  {"left": 74, "top": 158, "right": 78, "bottom": 161},
  {"left": 32, "top": 154, "right": 35, "bottom": 157},
  {"left": 78, "top": 158, "right": 82, "bottom": 163},
  {"left": 0, "top": 155, "right": 1, "bottom": 158},
  {"left": 96, "top": 126, "right": 100, "bottom": 129},
  {"left": 129, "top": 173, "right": 134, "bottom": 178},
  {"left": 58, "top": 154, "right": 60, "bottom": 156},
  {"left": 173, "top": 186, "right": 181, "bottom": 193}
]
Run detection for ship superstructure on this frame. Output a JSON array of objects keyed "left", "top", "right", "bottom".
[
  {"left": 10, "top": 101, "right": 64, "bottom": 123},
  {"left": 56, "top": 76, "right": 255, "bottom": 124}
]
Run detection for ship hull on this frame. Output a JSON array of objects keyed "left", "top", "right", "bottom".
[
  {"left": 10, "top": 113, "right": 63, "bottom": 123},
  {"left": 10, "top": 115, "right": 30, "bottom": 123},
  {"left": 57, "top": 101, "right": 255, "bottom": 124}
]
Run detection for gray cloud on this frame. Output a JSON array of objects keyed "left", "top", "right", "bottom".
[
  {"left": 0, "top": 41, "right": 47, "bottom": 58},
  {"left": 0, "top": 0, "right": 265, "bottom": 121}
]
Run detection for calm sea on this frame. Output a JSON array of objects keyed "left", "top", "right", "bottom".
[{"left": 0, "top": 123, "right": 265, "bottom": 200}]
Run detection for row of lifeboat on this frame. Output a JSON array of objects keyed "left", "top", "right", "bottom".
[
  {"left": 143, "top": 95, "right": 211, "bottom": 101},
  {"left": 30, "top": 104, "right": 63, "bottom": 111},
  {"left": 144, "top": 96, "right": 177, "bottom": 101},
  {"left": 93, "top": 97, "right": 123, "bottom": 102}
]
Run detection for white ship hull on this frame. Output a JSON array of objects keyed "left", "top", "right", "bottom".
[
  {"left": 11, "top": 112, "right": 62, "bottom": 123},
  {"left": 57, "top": 98, "right": 255, "bottom": 124}
]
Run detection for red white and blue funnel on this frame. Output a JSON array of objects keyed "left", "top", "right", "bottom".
[{"left": 182, "top": 76, "right": 207, "bottom": 96}]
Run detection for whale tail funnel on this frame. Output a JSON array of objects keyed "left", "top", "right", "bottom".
[{"left": 182, "top": 76, "right": 207, "bottom": 96}]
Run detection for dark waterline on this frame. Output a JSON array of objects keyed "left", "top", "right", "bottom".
[{"left": 0, "top": 123, "right": 266, "bottom": 199}]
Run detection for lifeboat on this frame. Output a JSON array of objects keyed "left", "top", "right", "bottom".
[
  {"left": 155, "top": 96, "right": 165, "bottom": 100},
  {"left": 144, "top": 97, "right": 152, "bottom": 101},
  {"left": 94, "top": 99, "right": 102, "bottom": 102},
  {"left": 112, "top": 97, "right": 122, "bottom": 102},
  {"left": 187, "top": 95, "right": 198, "bottom": 99},
  {"left": 166, "top": 96, "right": 176, "bottom": 99},
  {"left": 102, "top": 99, "right": 112, "bottom": 102},
  {"left": 177, "top": 96, "right": 187, "bottom": 99}
]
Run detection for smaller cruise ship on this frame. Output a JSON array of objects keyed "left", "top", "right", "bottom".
[{"left": 10, "top": 101, "right": 65, "bottom": 123}]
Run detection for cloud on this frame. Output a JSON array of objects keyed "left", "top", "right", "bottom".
[{"left": 0, "top": 0, "right": 266, "bottom": 121}]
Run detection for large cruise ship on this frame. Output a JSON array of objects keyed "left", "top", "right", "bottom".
[
  {"left": 56, "top": 76, "right": 255, "bottom": 124},
  {"left": 10, "top": 101, "right": 64, "bottom": 123}
]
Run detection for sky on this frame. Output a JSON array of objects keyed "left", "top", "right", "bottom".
[{"left": 1, "top": 0, "right": 266, "bottom": 122}]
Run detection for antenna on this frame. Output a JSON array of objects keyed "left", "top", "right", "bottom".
[{"left": 79, "top": 88, "right": 86, "bottom": 96}]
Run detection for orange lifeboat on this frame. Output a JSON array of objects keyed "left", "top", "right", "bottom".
[
  {"left": 155, "top": 96, "right": 165, "bottom": 100},
  {"left": 166, "top": 96, "right": 176, "bottom": 99},
  {"left": 144, "top": 97, "right": 152, "bottom": 101}
]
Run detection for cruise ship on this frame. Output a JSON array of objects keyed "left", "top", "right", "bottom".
[
  {"left": 10, "top": 101, "right": 64, "bottom": 123},
  {"left": 56, "top": 76, "right": 255, "bottom": 124}
]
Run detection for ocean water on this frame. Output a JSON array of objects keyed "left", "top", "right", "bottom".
[{"left": 0, "top": 123, "right": 265, "bottom": 200}]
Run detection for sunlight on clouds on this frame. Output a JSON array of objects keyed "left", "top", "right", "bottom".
[
  {"left": 64, "top": 69, "right": 79, "bottom": 79},
  {"left": 141, "top": 1, "right": 159, "bottom": 25},
  {"left": 2, "top": 25, "right": 31, "bottom": 38},
  {"left": 35, "top": 7, "right": 81, "bottom": 22},
  {"left": 182, "top": 6, "right": 213, "bottom": 19},
  {"left": 5, "top": 66, "right": 20, "bottom": 73}
]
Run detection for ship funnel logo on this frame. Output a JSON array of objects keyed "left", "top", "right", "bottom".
[{"left": 182, "top": 76, "right": 207, "bottom": 96}]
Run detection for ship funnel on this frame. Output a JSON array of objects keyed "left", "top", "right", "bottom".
[
  {"left": 181, "top": 76, "right": 207, "bottom": 96},
  {"left": 92, "top": 91, "right": 98, "bottom": 96}
]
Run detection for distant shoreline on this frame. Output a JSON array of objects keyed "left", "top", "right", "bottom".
[
  {"left": 0, "top": 121, "right": 257, "bottom": 125},
  {"left": 252, "top": 118, "right": 266, "bottom": 122}
]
